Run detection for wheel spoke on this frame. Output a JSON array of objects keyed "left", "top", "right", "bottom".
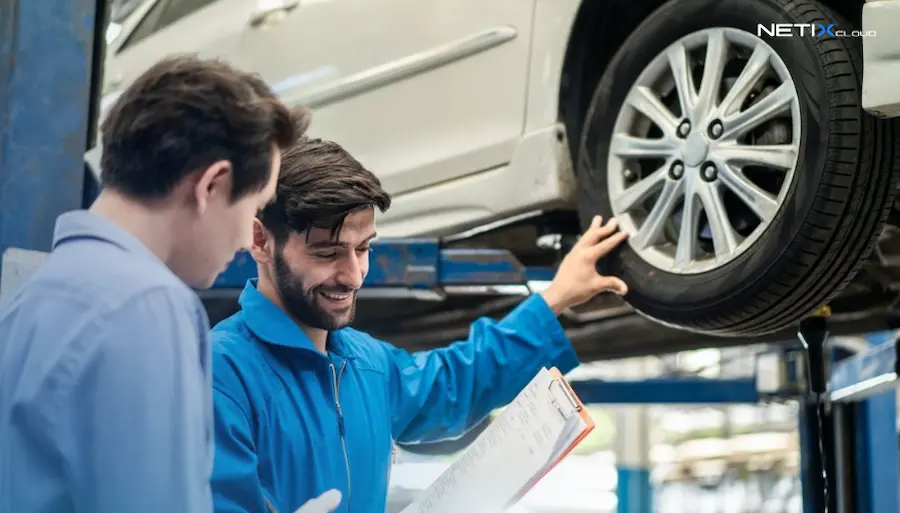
[
  {"left": 610, "top": 133, "right": 678, "bottom": 159},
  {"left": 633, "top": 179, "right": 683, "bottom": 250},
  {"left": 674, "top": 183, "right": 702, "bottom": 268},
  {"left": 720, "top": 82, "right": 794, "bottom": 140},
  {"left": 628, "top": 86, "right": 679, "bottom": 137},
  {"left": 715, "top": 144, "right": 797, "bottom": 169},
  {"left": 716, "top": 162, "right": 780, "bottom": 221},
  {"left": 612, "top": 165, "right": 669, "bottom": 213},
  {"left": 697, "top": 182, "right": 739, "bottom": 258},
  {"left": 608, "top": 28, "right": 800, "bottom": 273},
  {"left": 694, "top": 30, "right": 729, "bottom": 119},
  {"left": 667, "top": 42, "right": 696, "bottom": 119},
  {"left": 716, "top": 43, "right": 770, "bottom": 119}
]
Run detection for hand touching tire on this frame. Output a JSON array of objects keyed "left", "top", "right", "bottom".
[{"left": 541, "top": 216, "right": 628, "bottom": 313}]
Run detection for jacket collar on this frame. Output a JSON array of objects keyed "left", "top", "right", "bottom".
[{"left": 238, "top": 279, "right": 352, "bottom": 358}]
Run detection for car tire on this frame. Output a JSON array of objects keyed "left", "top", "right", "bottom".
[{"left": 576, "top": 0, "right": 900, "bottom": 336}]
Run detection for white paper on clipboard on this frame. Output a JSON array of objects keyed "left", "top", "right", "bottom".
[{"left": 399, "top": 367, "right": 594, "bottom": 513}]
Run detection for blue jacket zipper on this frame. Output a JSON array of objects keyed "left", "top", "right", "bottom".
[{"left": 329, "top": 360, "right": 350, "bottom": 512}]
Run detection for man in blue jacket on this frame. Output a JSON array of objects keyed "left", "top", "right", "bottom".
[{"left": 209, "top": 137, "right": 628, "bottom": 513}]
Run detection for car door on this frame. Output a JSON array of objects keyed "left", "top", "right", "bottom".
[
  {"left": 231, "top": 0, "right": 536, "bottom": 197},
  {"left": 102, "top": 0, "right": 257, "bottom": 108}
]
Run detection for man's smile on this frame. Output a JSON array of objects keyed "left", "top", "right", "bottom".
[{"left": 319, "top": 290, "right": 354, "bottom": 306}]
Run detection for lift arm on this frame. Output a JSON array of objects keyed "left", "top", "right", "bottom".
[
  {"left": 214, "top": 241, "right": 557, "bottom": 290},
  {"left": 828, "top": 335, "right": 900, "bottom": 402}
]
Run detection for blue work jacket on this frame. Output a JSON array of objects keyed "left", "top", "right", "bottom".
[{"left": 210, "top": 280, "right": 579, "bottom": 513}]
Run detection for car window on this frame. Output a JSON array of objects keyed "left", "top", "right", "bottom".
[{"left": 118, "top": 0, "right": 217, "bottom": 52}]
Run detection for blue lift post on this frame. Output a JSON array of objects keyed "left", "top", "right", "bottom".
[
  {"left": 824, "top": 330, "right": 900, "bottom": 513},
  {"left": 0, "top": 0, "right": 102, "bottom": 264}
]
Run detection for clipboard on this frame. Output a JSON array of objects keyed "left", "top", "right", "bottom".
[{"left": 400, "top": 367, "right": 595, "bottom": 513}]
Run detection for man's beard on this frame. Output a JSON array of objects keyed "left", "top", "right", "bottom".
[{"left": 273, "top": 252, "right": 357, "bottom": 331}]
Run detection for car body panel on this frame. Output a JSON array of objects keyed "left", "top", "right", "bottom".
[
  {"left": 523, "top": 0, "right": 582, "bottom": 132},
  {"left": 861, "top": 0, "right": 900, "bottom": 117},
  {"left": 103, "top": 0, "right": 255, "bottom": 100},
  {"left": 232, "top": 0, "right": 534, "bottom": 198},
  {"left": 95, "top": 0, "right": 582, "bottom": 237}
]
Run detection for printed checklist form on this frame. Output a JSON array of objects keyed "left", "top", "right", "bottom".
[{"left": 400, "top": 367, "right": 595, "bottom": 513}]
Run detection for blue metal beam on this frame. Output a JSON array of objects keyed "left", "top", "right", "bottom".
[
  {"left": 827, "top": 336, "right": 899, "bottom": 402},
  {"left": 214, "top": 243, "right": 558, "bottom": 289},
  {"left": 0, "top": 0, "right": 98, "bottom": 264},
  {"left": 570, "top": 377, "right": 761, "bottom": 404},
  {"left": 215, "top": 240, "right": 440, "bottom": 288}
]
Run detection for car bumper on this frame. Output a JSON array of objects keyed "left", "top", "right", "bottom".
[{"left": 862, "top": 0, "right": 900, "bottom": 117}]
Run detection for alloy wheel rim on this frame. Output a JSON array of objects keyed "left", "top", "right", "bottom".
[{"left": 607, "top": 28, "right": 801, "bottom": 275}]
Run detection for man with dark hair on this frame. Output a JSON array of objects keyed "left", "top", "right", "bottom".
[
  {"left": 209, "top": 137, "right": 628, "bottom": 513},
  {"left": 0, "top": 55, "right": 306, "bottom": 513}
]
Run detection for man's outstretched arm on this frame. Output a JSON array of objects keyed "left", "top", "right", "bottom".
[{"left": 387, "top": 217, "right": 628, "bottom": 443}]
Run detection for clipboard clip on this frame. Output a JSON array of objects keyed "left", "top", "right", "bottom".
[{"left": 547, "top": 378, "right": 581, "bottom": 420}]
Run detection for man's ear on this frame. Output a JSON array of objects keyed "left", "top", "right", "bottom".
[
  {"left": 250, "top": 219, "right": 275, "bottom": 264},
  {"left": 192, "top": 160, "right": 232, "bottom": 213}
]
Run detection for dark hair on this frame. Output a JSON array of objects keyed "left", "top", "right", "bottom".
[
  {"left": 99, "top": 54, "right": 308, "bottom": 202},
  {"left": 258, "top": 137, "right": 392, "bottom": 244}
]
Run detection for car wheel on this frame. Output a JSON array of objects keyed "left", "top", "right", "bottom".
[{"left": 576, "top": 0, "right": 900, "bottom": 336}]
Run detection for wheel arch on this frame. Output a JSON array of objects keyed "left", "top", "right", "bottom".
[{"left": 558, "top": 0, "right": 666, "bottom": 163}]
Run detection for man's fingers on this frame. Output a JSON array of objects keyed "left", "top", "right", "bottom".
[
  {"left": 577, "top": 216, "right": 622, "bottom": 248},
  {"left": 594, "top": 276, "right": 628, "bottom": 295},
  {"left": 294, "top": 489, "right": 342, "bottom": 513},
  {"left": 587, "top": 230, "right": 628, "bottom": 261},
  {"left": 571, "top": 215, "right": 604, "bottom": 251}
]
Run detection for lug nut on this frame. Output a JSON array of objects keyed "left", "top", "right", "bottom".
[
  {"left": 669, "top": 161, "right": 684, "bottom": 179},
  {"left": 677, "top": 120, "right": 691, "bottom": 138},
  {"left": 623, "top": 168, "right": 637, "bottom": 181},
  {"left": 708, "top": 120, "right": 723, "bottom": 139},
  {"left": 701, "top": 163, "right": 718, "bottom": 181}
]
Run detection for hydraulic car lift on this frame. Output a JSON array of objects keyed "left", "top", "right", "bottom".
[{"left": 1, "top": 1, "right": 899, "bottom": 512}]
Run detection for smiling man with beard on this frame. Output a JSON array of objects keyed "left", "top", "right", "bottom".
[{"left": 208, "top": 137, "right": 628, "bottom": 513}]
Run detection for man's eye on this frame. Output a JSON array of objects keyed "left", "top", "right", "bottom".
[
  {"left": 357, "top": 246, "right": 371, "bottom": 253},
  {"left": 315, "top": 252, "right": 338, "bottom": 259}
]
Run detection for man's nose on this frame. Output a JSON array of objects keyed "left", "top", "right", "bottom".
[{"left": 337, "top": 253, "right": 365, "bottom": 289}]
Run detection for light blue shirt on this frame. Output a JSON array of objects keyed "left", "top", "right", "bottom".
[{"left": 0, "top": 211, "right": 213, "bottom": 513}]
